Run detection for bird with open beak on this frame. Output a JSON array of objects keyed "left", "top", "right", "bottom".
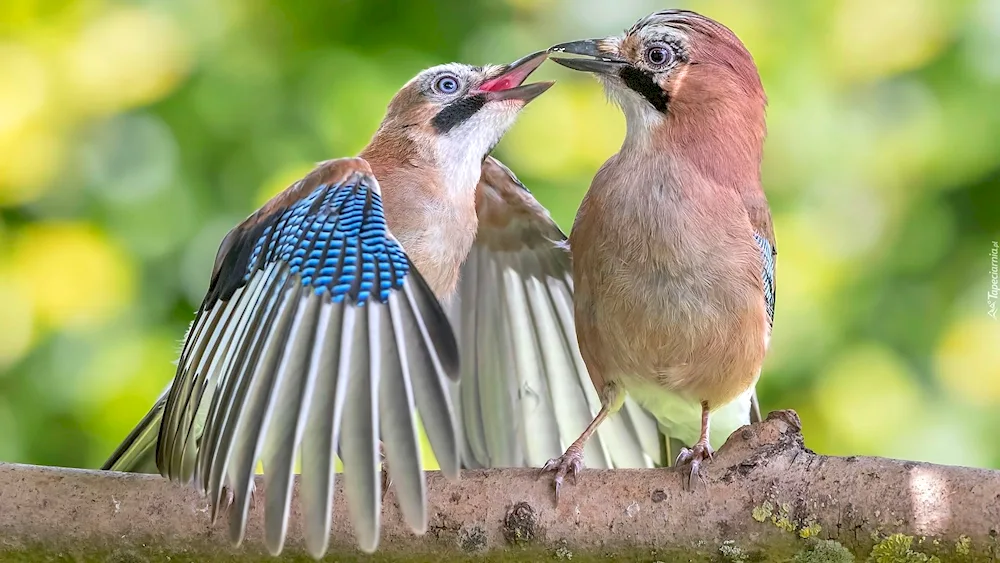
[
  {"left": 103, "top": 49, "right": 665, "bottom": 558},
  {"left": 539, "top": 10, "right": 776, "bottom": 496},
  {"left": 100, "top": 52, "right": 567, "bottom": 559}
]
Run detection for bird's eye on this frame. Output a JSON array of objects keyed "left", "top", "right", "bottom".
[
  {"left": 645, "top": 46, "right": 673, "bottom": 67},
  {"left": 433, "top": 73, "right": 461, "bottom": 95}
]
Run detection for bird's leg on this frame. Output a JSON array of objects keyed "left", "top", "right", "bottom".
[
  {"left": 538, "top": 402, "right": 612, "bottom": 504},
  {"left": 379, "top": 441, "right": 391, "bottom": 498},
  {"left": 674, "top": 401, "right": 713, "bottom": 490},
  {"left": 749, "top": 391, "right": 763, "bottom": 424}
]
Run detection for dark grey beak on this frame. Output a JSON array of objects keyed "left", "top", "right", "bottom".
[{"left": 548, "top": 39, "right": 627, "bottom": 75}]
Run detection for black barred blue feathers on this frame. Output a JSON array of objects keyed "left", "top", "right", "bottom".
[
  {"left": 244, "top": 176, "right": 409, "bottom": 304},
  {"left": 152, "top": 159, "right": 460, "bottom": 560},
  {"left": 102, "top": 50, "right": 565, "bottom": 562},
  {"left": 754, "top": 231, "right": 775, "bottom": 328}
]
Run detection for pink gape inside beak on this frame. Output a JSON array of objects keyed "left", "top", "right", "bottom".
[{"left": 477, "top": 50, "right": 549, "bottom": 93}]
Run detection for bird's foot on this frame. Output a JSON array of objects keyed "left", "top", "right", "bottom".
[
  {"left": 380, "top": 443, "right": 392, "bottom": 498},
  {"left": 538, "top": 444, "right": 585, "bottom": 504},
  {"left": 674, "top": 440, "right": 713, "bottom": 490},
  {"left": 224, "top": 485, "right": 235, "bottom": 511},
  {"left": 214, "top": 482, "right": 256, "bottom": 523},
  {"left": 222, "top": 481, "right": 257, "bottom": 512}
]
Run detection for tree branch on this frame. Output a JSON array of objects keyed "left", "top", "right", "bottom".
[{"left": 1, "top": 411, "right": 997, "bottom": 562}]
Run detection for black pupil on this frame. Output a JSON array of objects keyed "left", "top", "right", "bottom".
[
  {"left": 438, "top": 77, "right": 457, "bottom": 92},
  {"left": 649, "top": 48, "right": 667, "bottom": 65}
]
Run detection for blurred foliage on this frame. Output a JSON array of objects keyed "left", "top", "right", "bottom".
[{"left": 0, "top": 0, "right": 998, "bottom": 471}]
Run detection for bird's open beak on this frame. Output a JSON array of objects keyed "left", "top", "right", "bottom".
[
  {"left": 477, "top": 50, "right": 554, "bottom": 103},
  {"left": 548, "top": 39, "right": 628, "bottom": 75}
]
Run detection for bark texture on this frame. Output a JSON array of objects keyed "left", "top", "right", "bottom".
[{"left": 1, "top": 410, "right": 998, "bottom": 562}]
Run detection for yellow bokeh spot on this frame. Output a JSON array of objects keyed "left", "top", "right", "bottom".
[
  {"left": 769, "top": 212, "right": 849, "bottom": 305},
  {"left": 0, "top": 276, "right": 35, "bottom": 369},
  {"left": 812, "top": 343, "right": 923, "bottom": 454},
  {"left": 417, "top": 416, "right": 439, "bottom": 471},
  {"left": 689, "top": 0, "right": 776, "bottom": 68},
  {"left": 504, "top": 0, "right": 557, "bottom": 15},
  {"left": 89, "top": 331, "right": 180, "bottom": 463},
  {"left": 254, "top": 162, "right": 317, "bottom": 208},
  {"left": 62, "top": 7, "right": 190, "bottom": 116},
  {"left": 0, "top": 0, "right": 104, "bottom": 34},
  {"left": 503, "top": 82, "right": 624, "bottom": 178},
  {"left": 9, "top": 222, "right": 135, "bottom": 329},
  {"left": 830, "top": 0, "right": 953, "bottom": 82},
  {"left": 0, "top": 44, "right": 48, "bottom": 136},
  {"left": 934, "top": 316, "right": 1000, "bottom": 405},
  {"left": 0, "top": 121, "right": 63, "bottom": 205}
]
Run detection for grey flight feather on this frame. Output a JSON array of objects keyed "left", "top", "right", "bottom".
[
  {"left": 148, "top": 160, "right": 459, "bottom": 558},
  {"left": 446, "top": 156, "right": 664, "bottom": 470},
  {"left": 101, "top": 389, "right": 168, "bottom": 474}
]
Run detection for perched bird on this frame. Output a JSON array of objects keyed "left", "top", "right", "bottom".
[
  {"left": 102, "top": 49, "right": 664, "bottom": 558},
  {"left": 106, "top": 51, "right": 555, "bottom": 558},
  {"left": 540, "top": 10, "right": 775, "bottom": 495}
]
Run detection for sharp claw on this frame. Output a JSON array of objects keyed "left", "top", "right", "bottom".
[
  {"left": 214, "top": 484, "right": 245, "bottom": 524},
  {"left": 674, "top": 441, "right": 712, "bottom": 491},
  {"left": 539, "top": 448, "right": 586, "bottom": 505},
  {"left": 381, "top": 470, "right": 392, "bottom": 498}
]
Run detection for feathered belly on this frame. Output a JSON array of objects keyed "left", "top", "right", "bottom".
[
  {"left": 580, "top": 257, "right": 766, "bottom": 409},
  {"left": 393, "top": 213, "right": 476, "bottom": 299},
  {"left": 571, "top": 175, "right": 768, "bottom": 410},
  {"left": 623, "top": 376, "right": 755, "bottom": 449}
]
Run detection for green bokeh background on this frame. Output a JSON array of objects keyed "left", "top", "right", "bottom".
[{"left": 0, "top": 0, "right": 998, "bottom": 471}]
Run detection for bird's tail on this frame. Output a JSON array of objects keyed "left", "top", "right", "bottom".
[{"left": 101, "top": 392, "right": 167, "bottom": 473}]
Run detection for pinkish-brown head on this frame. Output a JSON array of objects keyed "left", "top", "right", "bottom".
[
  {"left": 375, "top": 51, "right": 553, "bottom": 164},
  {"left": 362, "top": 51, "right": 553, "bottom": 202},
  {"left": 549, "top": 10, "right": 766, "bottom": 158}
]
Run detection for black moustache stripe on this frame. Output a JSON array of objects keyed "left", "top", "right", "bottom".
[
  {"left": 432, "top": 94, "right": 488, "bottom": 134},
  {"left": 619, "top": 66, "right": 669, "bottom": 113}
]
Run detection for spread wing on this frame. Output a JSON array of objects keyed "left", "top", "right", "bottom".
[
  {"left": 155, "top": 157, "right": 459, "bottom": 558},
  {"left": 446, "top": 156, "right": 664, "bottom": 470}
]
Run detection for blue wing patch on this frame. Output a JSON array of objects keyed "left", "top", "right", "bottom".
[
  {"left": 244, "top": 175, "right": 409, "bottom": 305},
  {"left": 753, "top": 232, "right": 775, "bottom": 327}
]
